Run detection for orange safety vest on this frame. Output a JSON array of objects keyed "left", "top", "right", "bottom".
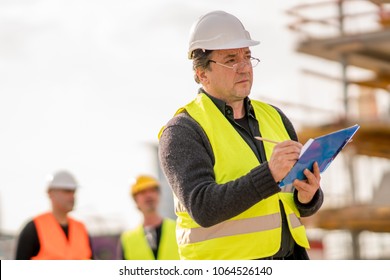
[{"left": 32, "top": 212, "right": 92, "bottom": 260}]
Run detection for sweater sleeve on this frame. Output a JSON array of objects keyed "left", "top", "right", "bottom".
[
  {"left": 15, "top": 220, "right": 40, "bottom": 260},
  {"left": 159, "top": 113, "right": 281, "bottom": 227}
]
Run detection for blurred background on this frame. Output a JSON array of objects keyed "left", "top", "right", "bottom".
[{"left": 0, "top": 0, "right": 389, "bottom": 259}]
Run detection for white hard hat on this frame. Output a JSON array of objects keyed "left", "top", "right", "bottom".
[
  {"left": 46, "top": 170, "right": 79, "bottom": 190},
  {"left": 188, "top": 10, "right": 259, "bottom": 59}
]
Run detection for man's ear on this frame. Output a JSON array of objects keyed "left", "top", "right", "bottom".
[{"left": 196, "top": 68, "right": 209, "bottom": 85}]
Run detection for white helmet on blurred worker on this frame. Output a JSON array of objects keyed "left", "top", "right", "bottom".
[
  {"left": 46, "top": 170, "right": 79, "bottom": 190},
  {"left": 188, "top": 10, "right": 259, "bottom": 59}
]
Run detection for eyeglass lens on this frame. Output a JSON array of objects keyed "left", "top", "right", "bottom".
[{"left": 233, "top": 59, "right": 259, "bottom": 71}]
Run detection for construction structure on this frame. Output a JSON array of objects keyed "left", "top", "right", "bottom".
[{"left": 287, "top": 0, "right": 390, "bottom": 259}]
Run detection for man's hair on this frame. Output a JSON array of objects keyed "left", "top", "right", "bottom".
[{"left": 191, "top": 49, "right": 214, "bottom": 84}]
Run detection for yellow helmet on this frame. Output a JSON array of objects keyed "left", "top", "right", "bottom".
[{"left": 130, "top": 175, "right": 160, "bottom": 197}]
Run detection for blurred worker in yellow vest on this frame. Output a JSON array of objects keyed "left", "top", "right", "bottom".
[
  {"left": 15, "top": 170, "right": 93, "bottom": 259},
  {"left": 117, "top": 175, "right": 179, "bottom": 260}
]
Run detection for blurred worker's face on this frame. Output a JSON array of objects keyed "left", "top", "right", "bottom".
[
  {"left": 134, "top": 187, "right": 160, "bottom": 214},
  {"left": 197, "top": 47, "right": 253, "bottom": 104},
  {"left": 48, "top": 189, "right": 76, "bottom": 214}
]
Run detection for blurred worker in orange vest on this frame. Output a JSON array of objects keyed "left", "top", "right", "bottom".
[
  {"left": 15, "top": 170, "right": 93, "bottom": 260},
  {"left": 117, "top": 175, "right": 179, "bottom": 260}
]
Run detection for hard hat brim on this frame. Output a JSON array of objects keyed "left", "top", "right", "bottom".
[
  {"left": 131, "top": 182, "right": 160, "bottom": 196},
  {"left": 188, "top": 39, "right": 260, "bottom": 59},
  {"left": 47, "top": 184, "right": 78, "bottom": 190}
]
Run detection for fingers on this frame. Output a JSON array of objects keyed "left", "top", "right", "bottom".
[
  {"left": 305, "top": 162, "right": 321, "bottom": 184},
  {"left": 313, "top": 161, "right": 321, "bottom": 178},
  {"left": 293, "top": 162, "right": 321, "bottom": 204},
  {"left": 275, "top": 140, "right": 302, "bottom": 154},
  {"left": 269, "top": 140, "right": 303, "bottom": 182}
]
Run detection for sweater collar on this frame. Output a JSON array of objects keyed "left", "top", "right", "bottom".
[{"left": 197, "top": 88, "right": 255, "bottom": 120}]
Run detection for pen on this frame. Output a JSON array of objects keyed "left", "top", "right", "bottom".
[{"left": 254, "top": 136, "right": 280, "bottom": 144}]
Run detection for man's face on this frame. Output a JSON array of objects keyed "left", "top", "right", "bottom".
[
  {"left": 198, "top": 47, "right": 254, "bottom": 104},
  {"left": 48, "top": 188, "right": 76, "bottom": 214},
  {"left": 134, "top": 187, "right": 160, "bottom": 214}
]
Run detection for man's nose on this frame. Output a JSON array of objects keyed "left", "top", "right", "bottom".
[{"left": 234, "top": 61, "right": 251, "bottom": 73}]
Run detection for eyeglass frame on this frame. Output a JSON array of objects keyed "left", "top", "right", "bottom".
[{"left": 208, "top": 57, "right": 260, "bottom": 72}]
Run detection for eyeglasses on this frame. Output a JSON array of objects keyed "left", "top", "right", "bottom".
[{"left": 208, "top": 57, "right": 260, "bottom": 72}]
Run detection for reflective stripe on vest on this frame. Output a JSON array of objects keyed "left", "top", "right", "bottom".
[
  {"left": 121, "top": 219, "right": 180, "bottom": 260},
  {"left": 172, "top": 93, "right": 309, "bottom": 260},
  {"left": 32, "top": 212, "right": 92, "bottom": 260}
]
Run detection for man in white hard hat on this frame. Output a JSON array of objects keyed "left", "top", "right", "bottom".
[
  {"left": 15, "top": 170, "right": 93, "bottom": 259},
  {"left": 159, "top": 10, "right": 324, "bottom": 260},
  {"left": 117, "top": 175, "right": 179, "bottom": 260}
]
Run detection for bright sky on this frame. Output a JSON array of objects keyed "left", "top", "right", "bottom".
[{"left": 0, "top": 0, "right": 342, "bottom": 235}]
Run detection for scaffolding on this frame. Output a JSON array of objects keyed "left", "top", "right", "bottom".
[{"left": 287, "top": 0, "right": 390, "bottom": 259}]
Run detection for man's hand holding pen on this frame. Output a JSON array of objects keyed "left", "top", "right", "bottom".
[
  {"left": 258, "top": 137, "right": 321, "bottom": 203},
  {"left": 268, "top": 140, "right": 303, "bottom": 183}
]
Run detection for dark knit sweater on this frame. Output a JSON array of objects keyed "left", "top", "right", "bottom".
[{"left": 158, "top": 91, "right": 323, "bottom": 259}]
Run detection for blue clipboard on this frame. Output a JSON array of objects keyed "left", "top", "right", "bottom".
[{"left": 279, "top": 124, "right": 360, "bottom": 187}]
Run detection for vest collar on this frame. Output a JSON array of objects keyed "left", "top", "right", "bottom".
[{"left": 197, "top": 88, "right": 256, "bottom": 120}]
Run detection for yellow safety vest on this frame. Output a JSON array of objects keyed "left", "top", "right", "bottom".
[
  {"left": 166, "top": 93, "right": 309, "bottom": 260},
  {"left": 121, "top": 219, "right": 180, "bottom": 260}
]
